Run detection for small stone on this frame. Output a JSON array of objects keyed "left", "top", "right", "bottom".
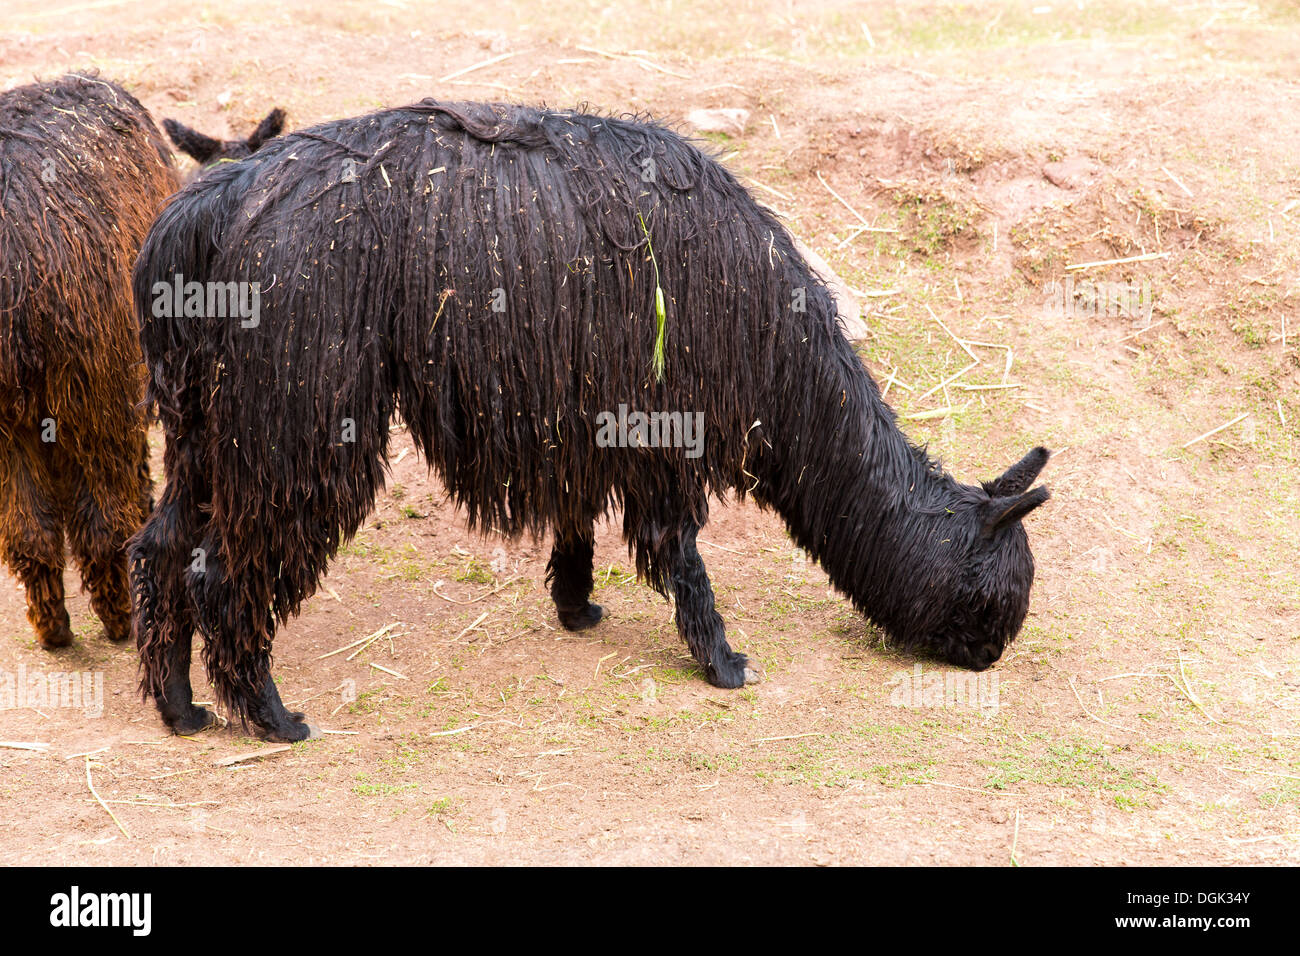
[
  {"left": 472, "top": 29, "right": 509, "bottom": 53},
  {"left": 1043, "top": 157, "right": 1101, "bottom": 191}
]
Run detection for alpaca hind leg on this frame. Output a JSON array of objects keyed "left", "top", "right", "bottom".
[
  {"left": 64, "top": 477, "right": 138, "bottom": 644},
  {"left": 152, "top": 623, "right": 213, "bottom": 736},
  {"left": 0, "top": 437, "right": 72, "bottom": 648},
  {"left": 59, "top": 403, "right": 152, "bottom": 643},
  {"left": 6, "top": 552, "right": 72, "bottom": 649},
  {"left": 665, "top": 523, "right": 759, "bottom": 689},
  {"left": 130, "top": 485, "right": 213, "bottom": 734},
  {"left": 547, "top": 523, "right": 603, "bottom": 631},
  {"left": 75, "top": 544, "right": 132, "bottom": 644}
]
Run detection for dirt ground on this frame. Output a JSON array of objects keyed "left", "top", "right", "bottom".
[{"left": 1, "top": 0, "right": 1297, "bottom": 865}]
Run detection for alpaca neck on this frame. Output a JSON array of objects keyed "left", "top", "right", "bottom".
[{"left": 751, "top": 337, "right": 964, "bottom": 636}]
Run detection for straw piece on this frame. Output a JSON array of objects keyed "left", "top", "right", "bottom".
[
  {"left": 438, "top": 51, "right": 519, "bottom": 84},
  {"left": 1066, "top": 251, "right": 1170, "bottom": 270},
  {"left": 85, "top": 756, "right": 130, "bottom": 838},
  {"left": 214, "top": 745, "right": 293, "bottom": 767},
  {"left": 317, "top": 622, "right": 399, "bottom": 660},
  {"left": 1161, "top": 165, "right": 1193, "bottom": 197},
  {"left": 1181, "top": 413, "right": 1248, "bottom": 449}
]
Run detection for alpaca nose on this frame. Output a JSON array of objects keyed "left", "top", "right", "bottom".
[
  {"left": 952, "top": 640, "right": 1002, "bottom": 671},
  {"left": 971, "top": 641, "right": 1003, "bottom": 670}
]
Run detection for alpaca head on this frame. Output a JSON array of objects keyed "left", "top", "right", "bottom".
[
  {"left": 162, "top": 108, "right": 285, "bottom": 180},
  {"left": 923, "top": 446, "right": 1051, "bottom": 671}
]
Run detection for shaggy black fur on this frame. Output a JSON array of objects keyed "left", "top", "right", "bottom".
[
  {"left": 0, "top": 74, "right": 179, "bottom": 650},
  {"left": 131, "top": 99, "right": 1050, "bottom": 741}
]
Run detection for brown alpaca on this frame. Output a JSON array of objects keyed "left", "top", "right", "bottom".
[
  {"left": 0, "top": 74, "right": 180, "bottom": 649},
  {"left": 1, "top": 76, "right": 284, "bottom": 651}
]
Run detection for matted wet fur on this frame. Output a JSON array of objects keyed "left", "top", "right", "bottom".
[
  {"left": 0, "top": 74, "right": 179, "bottom": 650},
  {"left": 131, "top": 98, "right": 1050, "bottom": 741}
]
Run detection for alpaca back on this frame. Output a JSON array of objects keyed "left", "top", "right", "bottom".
[
  {"left": 133, "top": 101, "right": 854, "bottom": 553},
  {"left": 0, "top": 73, "right": 178, "bottom": 502}
]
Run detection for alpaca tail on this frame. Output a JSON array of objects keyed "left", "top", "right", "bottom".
[{"left": 132, "top": 165, "right": 247, "bottom": 422}]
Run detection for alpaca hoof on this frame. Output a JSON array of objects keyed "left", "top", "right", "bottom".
[
  {"left": 38, "top": 625, "right": 75, "bottom": 650},
  {"left": 260, "top": 717, "right": 315, "bottom": 743},
  {"left": 102, "top": 619, "right": 132, "bottom": 643},
  {"left": 743, "top": 664, "right": 763, "bottom": 685},
  {"left": 168, "top": 705, "right": 217, "bottom": 736},
  {"left": 705, "top": 650, "right": 750, "bottom": 689},
  {"left": 558, "top": 603, "right": 604, "bottom": 632}
]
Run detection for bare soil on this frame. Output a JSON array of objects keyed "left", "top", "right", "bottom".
[{"left": 1, "top": 0, "right": 1297, "bottom": 865}]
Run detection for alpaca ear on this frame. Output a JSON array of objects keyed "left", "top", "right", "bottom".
[
  {"left": 982, "top": 486, "right": 1050, "bottom": 537},
  {"left": 985, "top": 446, "right": 1051, "bottom": 497},
  {"left": 163, "top": 118, "right": 221, "bottom": 164},
  {"left": 246, "top": 108, "right": 286, "bottom": 151}
]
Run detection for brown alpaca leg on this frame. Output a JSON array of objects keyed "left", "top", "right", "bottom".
[
  {"left": 0, "top": 436, "right": 72, "bottom": 648},
  {"left": 63, "top": 486, "right": 137, "bottom": 644},
  {"left": 59, "top": 417, "right": 150, "bottom": 644},
  {"left": 9, "top": 554, "right": 73, "bottom": 648},
  {"left": 75, "top": 548, "right": 133, "bottom": 643}
]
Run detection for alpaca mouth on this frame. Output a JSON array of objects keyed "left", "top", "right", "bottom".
[{"left": 951, "top": 641, "right": 1003, "bottom": 672}]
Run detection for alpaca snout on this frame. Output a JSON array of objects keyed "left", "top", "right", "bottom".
[{"left": 949, "top": 640, "right": 1004, "bottom": 671}]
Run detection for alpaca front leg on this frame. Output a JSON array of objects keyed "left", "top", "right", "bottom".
[
  {"left": 547, "top": 526, "right": 604, "bottom": 631},
  {"left": 668, "top": 526, "right": 760, "bottom": 688}
]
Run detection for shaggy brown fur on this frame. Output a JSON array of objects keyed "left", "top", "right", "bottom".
[{"left": 0, "top": 74, "right": 179, "bottom": 648}]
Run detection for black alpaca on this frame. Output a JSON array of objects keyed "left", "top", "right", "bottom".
[{"left": 131, "top": 99, "right": 1050, "bottom": 741}]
